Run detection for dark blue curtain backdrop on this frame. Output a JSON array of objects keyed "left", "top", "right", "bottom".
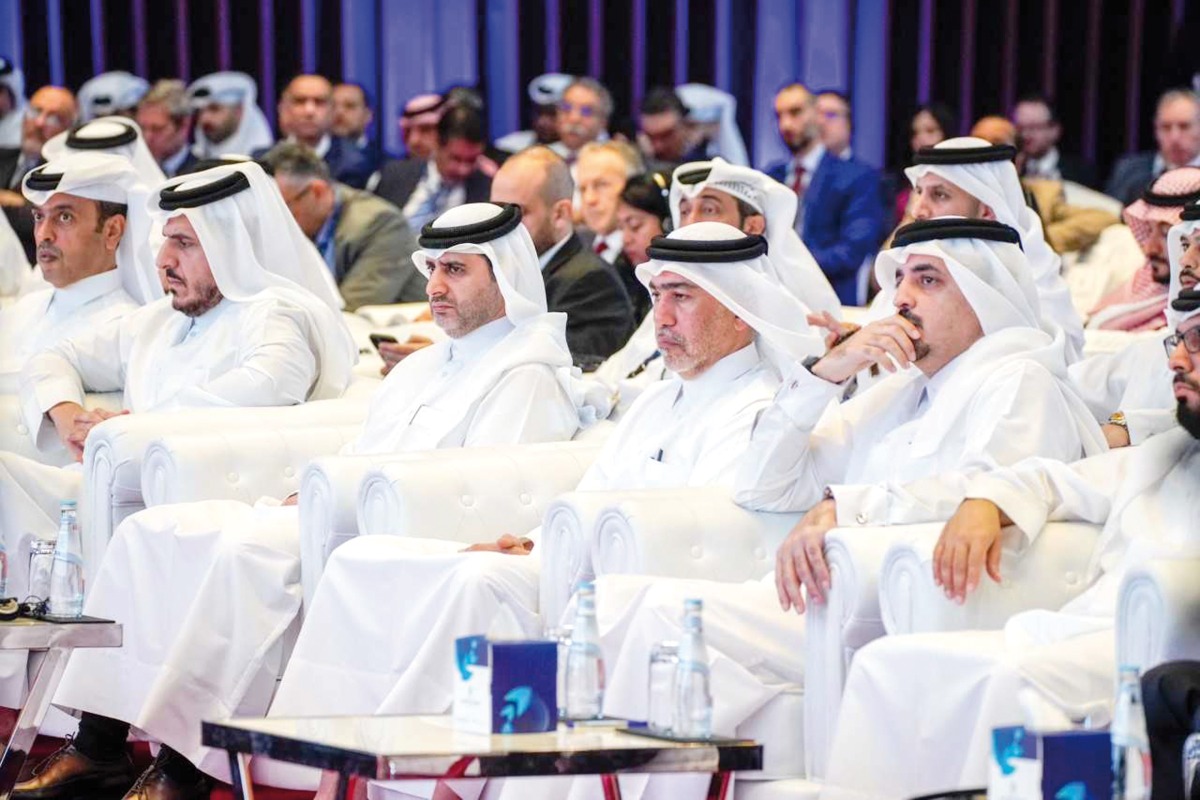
[{"left": 0, "top": 0, "right": 1196, "bottom": 172}]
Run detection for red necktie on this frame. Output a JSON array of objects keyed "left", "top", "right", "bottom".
[
  {"left": 790, "top": 163, "right": 806, "bottom": 199},
  {"left": 594, "top": 239, "right": 607, "bottom": 256}
]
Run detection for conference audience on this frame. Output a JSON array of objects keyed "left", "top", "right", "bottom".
[
  {"left": 135, "top": 80, "right": 198, "bottom": 177},
  {"left": 552, "top": 77, "right": 612, "bottom": 164},
  {"left": 262, "top": 74, "right": 372, "bottom": 189},
  {"left": 613, "top": 171, "right": 671, "bottom": 321},
  {"left": 184, "top": 71, "right": 274, "bottom": 159},
  {"left": 1012, "top": 94, "right": 1099, "bottom": 187},
  {"left": 576, "top": 139, "right": 643, "bottom": 263},
  {"left": 1107, "top": 88, "right": 1200, "bottom": 204},
  {"left": 331, "top": 82, "right": 378, "bottom": 172}
]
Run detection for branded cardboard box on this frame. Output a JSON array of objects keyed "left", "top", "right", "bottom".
[
  {"left": 453, "top": 635, "right": 558, "bottom": 735},
  {"left": 989, "top": 726, "right": 1112, "bottom": 800}
]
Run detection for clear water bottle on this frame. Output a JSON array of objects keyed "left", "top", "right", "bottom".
[
  {"left": 48, "top": 501, "right": 84, "bottom": 618},
  {"left": 673, "top": 598, "right": 712, "bottom": 738},
  {"left": 564, "top": 582, "right": 604, "bottom": 720},
  {"left": 1111, "top": 665, "right": 1152, "bottom": 800}
]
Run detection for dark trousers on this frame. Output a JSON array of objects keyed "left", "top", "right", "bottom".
[{"left": 1142, "top": 661, "right": 1200, "bottom": 800}]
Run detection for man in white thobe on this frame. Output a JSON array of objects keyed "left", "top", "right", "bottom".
[
  {"left": 584, "top": 219, "right": 1105, "bottom": 800},
  {"left": 42, "top": 115, "right": 167, "bottom": 186},
  {"left": 819, "top": 256, "right": 1200, "bottom": 800},
  {"left": 184, "top": 72, "right": 274, "bottom": 160},
  {"left": 1068, "top": 198, "right": 1200, "bottom": 448},
  {"left": 0, "top": 161, "right": 356, "bottom": 606},
  {"left": 261, "top": 222, "right": 823, "bottom": 799},
  {"left": 22, "top": 202, "right": 606, "bottom": 799},
  {"left": 907, "top": 137, "right": 1086, "bottom": 359},
  {"left": 0, "top": 152, "right": 156, "bottom": 395},
  {"left": 0, "top": 56, "right": 26, "bottom": 149}
]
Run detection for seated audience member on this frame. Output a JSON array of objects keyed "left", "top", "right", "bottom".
[
  {"left": 823, "top": 282, "right": 1200, "bottom": 800},
  {"left": 893, "top": 103, "right": 956, "bottom": 226},
  {"left": 1012, "top": 94, "right": 1099, "bottom": 187},
  {"left": 675, "top": 83, "right": 751, "bottom": 166},
  {"left": 264, "top": 74, "right": 372, "bottom": 189},
  {"left": 580, "top": 219, "right": 1105, "bottom": 799},
  {"left": 373, "top": 105, "right": 491, "bottom": 232},
  {"left": 264, "top": 223, "right": 823, "bottom": 800},
  {"left": 22, "top": 203, "right": 606, "bottom": 800},
  {"left": 396, "top": 93, "right": 445, "bottom": 160},
  {"left": 1071, "top": 201, "right": 1200, "bottom": 447},
  {"left": 815, "top": 89, "right": 854, "bottom": 159},
  {"left": 766, "top": 82, "right": 885, "bottom": 305},
  {"left": 264, "top": 142, "right": 423, "bottom": 309},
  {"left": 1089, "top": 167, "right": 1200, "bottom": 331},
  {"left": 577, "top": 139, "right": 643, "bottom": 263},
  {"left": 490, "top": 145, "right": 634, "bottom": 363},
  {"left": 331, "top": 82, "right": 378, "bottom": 171},
  {"left": 613, "top": 171, "right": 672, "bottom": 322},
  {"left": 907, "top": 137, "right": 1085, "bottom": 358},
  {"left": 637, "top": 86, "right": 705, "bottom": 171},
  {"left": 551, "top": 77, "right": 612, "bottom": 164},
  {"left": 76, "top": 71, "right": 148, "bottom": 122},
  {"left": 43, "top": 116, "right": 165, "bottom": 185},
  {"left": 494, "top": 73, "right": 570, "bottom": 154},
  {"left": 135, "top": 80, "right": 198, "bottom": 178},
  {"left": 185, "top": 72, "right": 274, "bottom": 160},
  {"left": 0, "top": 56, "right": 25, "bottom": 149},
  {"left": 0, "top": 162, "right": 356, "bottom": 591},
  {"left": 1107, "top": 89, "right": 1200, "bottom": 205},
  {"left": 0, "top": 153, "right": 153, "bottom": 395}
]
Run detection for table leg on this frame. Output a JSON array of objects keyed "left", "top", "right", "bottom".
[
  {"left": 0, "top": 647, "right": 69, "bottom": 799},
  {"left": 705, "top": 771, "right": 733, "bottom": 800},
  {"left": 226, "top": 750, "right": 256, "bottom": 800},
  {"left": 600, "top": 773, "right": 623, "bottom": 800}
]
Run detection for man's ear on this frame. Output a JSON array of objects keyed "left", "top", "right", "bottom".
[
  {"left": 979, "top": 204, "right": 997, "bottom": 221},
  {"left": 742, "top": 214, "right": 766, "bottom": 236},
  {"left": 552, "top": 197, "right": 574, "bottom": 225},
  {"left": 104, "top": 214, "right": 127, "bottom": 253}
]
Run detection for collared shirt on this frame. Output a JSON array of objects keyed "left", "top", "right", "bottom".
[
  {"left": 1023, "top": 147, "right": 1062, "bottom": 181},
  {"left": 313, "top": 190, "right": 344, "bottom": 275},
  {"left": 538, "top": 233, "right": 573, "bottom": 272},
  {"left": 402, "top": 161, "right": 466, "bottom": 231},
  {"left": 160, "top": 145, "right": 192, "bottom": 178},
  {"left": 784, "top": 143, "right": 826, "bottom": 235},
  {"left": 286, "top": 134, "right": 332, "bottom": 159},
  {"left": 589, "top": 229, "right": 623, "bottom": 264},
  {"left": 1153, "top": 150, "right": 1200, "bottom": 177}
]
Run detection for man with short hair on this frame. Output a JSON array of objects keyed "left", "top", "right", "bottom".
[
  {"left": 1012, "top": 95, "right": 1098, "bottom": 187},
  {"left": 1088, "top": 167, "right": 1200, "bottom": 331},
  {"left": 576, "top": 140, "right": 643, "bottom": 263},
  {"left": 25, "top": 203, "right": 603, "bottom": 800},
  {"left": 331, "top": 82, "right": 378, "bottom": 171},
  {"left": 491, "top": 145, "right": 634, "bottom": 362},
  {"left": 637, "top": 86, "right": 704, "bottom": 170},
  {"left": 815, "top": 89, "right": 853, "bottom": 159},
  {"left": 268, "top": 74, "right": 372, "bottom": 189},
  {"left": 0, "top": 56, "right": 26, "bottom": 149},
  {"left": 184, "top": 72, "right": 273, "bottom": 160},
  {"left": 552, "top": 77, "right": 612, "bottom": 163},
  {"left": 823, "top": 272, "right": 1200, "bottom": 800},
  {"left": 1108, "top": 89, "right": 1200, "bottom": 204},
  {"left": 0, "top": 85, "right": 76, "bottom": 192},
  {"left": 765, "top": 82, "right": 885, "bottom": 304},
  {"left": 135, "top": 80, "right": 197, "bottom": 178},
  {"left": 264, "top": 141, "right": 423, "bottom": 308}
]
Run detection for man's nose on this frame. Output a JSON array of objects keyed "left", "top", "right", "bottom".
[{"left": 911, "top": 196, "right": 931, "bottom": 220}]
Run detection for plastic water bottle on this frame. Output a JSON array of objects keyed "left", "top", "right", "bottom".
[
  {"left": 1111, "top": 665, "right": 1152, "bottom": 800},
  {"left": 564, "top": 582, "right": 604, "bottom": 720},
  {"left": 48, "top": 501, "right": 84, "bottom": 618},
  {"left": 673, "top": 598, "right": 712, "bottom": 738}
]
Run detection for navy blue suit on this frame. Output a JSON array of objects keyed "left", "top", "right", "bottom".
[
  {"left": 766, "top": 152, "right": 885, "bottom": 305},
  {"left": 255, "top": 136, "right": 374, "bottom": 189}
]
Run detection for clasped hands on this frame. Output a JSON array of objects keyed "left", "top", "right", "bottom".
[{"left": 48, "top": 402, "right": 129, "bottom": 462}]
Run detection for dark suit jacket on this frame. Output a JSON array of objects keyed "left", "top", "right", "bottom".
[
  {"left": 254, "top": 136, "right": 374, "bottom": 189},
  {"left": 332, "top": 186, "right": 424, "bottom": 310},
  {"left": 613, "top": 254, "right": 652, "bottom": 323},
  {"left": 1, "top": 149, "right": 35, "bottom": 263},
  {"left": 0, "top": 148, "right": 20, "bottom": 189},
  {"left": 543, "top": 233, "right": 635, "bottom": 365},
  {"left": 1055, "top": 152, "right": 1099, "bottom": 189},
  {"left": 767, "top": 151, "right": 886, "bottom": 305},
  {"left": 371, "top": 157, "right": 491, "bottom": 212},
  {"left": 1105, "top": 151, "right": 1157, "bottom": 206},
  {"left": 165, "top": 150, "right": 201, "bottom": 178}
]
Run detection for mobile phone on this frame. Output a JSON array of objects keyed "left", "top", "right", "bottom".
[{"left": 369, "top": 333, "right": 400, "bottom": 352}]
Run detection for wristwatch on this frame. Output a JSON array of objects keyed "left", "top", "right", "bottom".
[{"left": 1107, "top": 411, "right": 1128, "bottom": 430}]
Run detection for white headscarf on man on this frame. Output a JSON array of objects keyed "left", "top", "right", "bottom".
[
  {"left": 77, "top": 71, "right": 149, "bottom": 121},
  {"left": 0, "top": 57, "right": 26, "bottom": 149},
  {"left": 1166, "top": 208, "right": 1200, "bottom": 329},
  {"left": 675, "top": 84, "right": 750, "bottom": 167},
  {"left": 42, "top": 116, "right": 166, "bottom": 186},
  {"left": 185, "top": 72, "right": 274, "bottom": 159}
]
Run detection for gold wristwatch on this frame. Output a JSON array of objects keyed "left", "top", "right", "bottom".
[{"left": 1107, "top": 411, "right": 1128, "bottom": 430}]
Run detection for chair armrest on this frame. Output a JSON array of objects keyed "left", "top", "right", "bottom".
[
  {"left": 0, "top": 392, "right": 121, "bottom": 466},
  {"left": 878, "top": 521, "right": 1101, "bottom": 635},
  {"left": 1117, "top": 556, "right": 1200, "bottom": 672}
]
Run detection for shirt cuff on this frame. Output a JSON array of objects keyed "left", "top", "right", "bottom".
[
  {"left": 964, "top": 473, "right": 1049, "bottom": 544},
  {"left": 827, "top": 483, "right": 889, "bottom": 527}
]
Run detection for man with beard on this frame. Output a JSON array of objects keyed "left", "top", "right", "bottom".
[
  {"left": 822, "top": 278, "right": 1200, "bottom": 800},
  {"left": 184, "top": 72, "right": 273, "bottom": 160},
  {"left": 765, "top": 82, "right": 885, "bottom": 304},
  {"left": 1089, "top": 166, "right": 1200, "bottom": 331}
]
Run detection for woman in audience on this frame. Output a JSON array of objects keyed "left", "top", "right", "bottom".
[
  {"left": 896, "top": 103, "right": 957, "bottom": 223},
  {"left": 613, "top": 170, "right": 671, "bottom": 323}
]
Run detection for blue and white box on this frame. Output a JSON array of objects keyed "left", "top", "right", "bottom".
[
  {"left": 988, "top": 725, "right": 1112, "bottom": 800},
  {"left": 453, "top": 635, "right": 558, "bottom": 735}
]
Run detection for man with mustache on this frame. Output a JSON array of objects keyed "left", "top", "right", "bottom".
[
  {"left": 1087, "top": 166, "right": 1200, "bottom": 331},
  {"left": 1069, "top": 198, "right": 1200, "bottom": 448},
  {"left": 184, "top": 72, "right": 274, "bottom": 160},
  {"left": 822, "top": 242, "right": 1200, "bottom": 800},
  {"left": 550, "top": 77, "right": 611, "bottom": 165}
]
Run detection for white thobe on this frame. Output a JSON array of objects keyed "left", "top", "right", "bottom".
[
  {"left": 50, "top": 317, "right": 585, "bottom": 779},
  {"left": 1067, "top": 332, "right": 1177, "bottom": 444},
  {"left": 0, "top": 270, "right": 136, "bottom": 393},
  {"left": 261, "top": 344, "right": 776, "bottom": 795},
  {"left": 587, "top": 335, "right": 1103, "bottom": 798},
  {"left": 0, "top": 212, "right": 29, "bottom": 298},
  {"left": 823, "top": 428, "right": 1198, "bottom": 800},
  {"left": 588, "top": 313, "right": 668, "bottom": 419}
]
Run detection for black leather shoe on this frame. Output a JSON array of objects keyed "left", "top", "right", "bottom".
[
  {"left": 121, "top": 760, "right": 210, "bottom": 800},
  {"left": 13, "top": 739, "right": 136, "bottom": 798}
]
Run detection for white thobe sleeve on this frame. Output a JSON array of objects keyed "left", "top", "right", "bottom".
[
  {"left": 732, "top": 366, "right": 846, "bottom": 512},
  {"left": 20, "top": 315, "right": 132, "bottom": 449},
  {"left": 1124, "top": 409, "right": 1178, "bottom": 445},
  {"left": 1067, "top": 348, "right": 1131, "bottom": 424},
  {"left": 151, "top": 305, "right": 319, "bottom": 411},
  {"left": 826, "top": 363, "right": 1093, "bottom": 527},
  {"left": 462, "top": 364, "right": 579, "bottom": 447},
  {"left": 963, "top": 447, "right": 1129, "bottom": 546}
]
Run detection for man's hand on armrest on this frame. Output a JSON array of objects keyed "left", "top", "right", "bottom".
[
  {"left": 462, "top": 534, "right": 534, "bottom": 556},
  {"left": 775, "top": 497, "right": 838, "bottom": 614},
  {"left": 933, "top": 499, "right": 1015, "bottom": 605},
  {"left": 49, "top": 402, "right": 128, "bottom": 462}
]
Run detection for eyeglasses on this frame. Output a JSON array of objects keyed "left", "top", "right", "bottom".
[
  {"left": 1163, "top": 326, "right": 1200, "bottom": 356},
  {"left": 24, "top": 106, "right": 68, "bottom": 129},
  {"left": 559, "top": 101, "right": 597, "bottom": 118}
]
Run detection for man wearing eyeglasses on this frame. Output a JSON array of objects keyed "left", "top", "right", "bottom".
[{"left": 550, "top": 77, "right": 611, "bottom": 165}]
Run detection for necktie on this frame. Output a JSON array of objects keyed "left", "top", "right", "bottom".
[
  {"left": 408, "top": 181, "right": 449, "bottom": 232},
  {"left": 790, "top": 162, "right": 806, "bottom": 198},
  {"left": 593, "top": 238, "right": 607, "bottom": 256}
]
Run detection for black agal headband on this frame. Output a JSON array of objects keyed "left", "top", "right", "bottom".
[
  {"left": 24, "top": 165, "right": 63, "bottom": 193},
  {"left": 647, "top": 232, "right": 768, "bottom": 263},
  {"left": 159, "top": 170, "right": 251, "bottom": 210},
  {"left": 1143, "top": 183, "right": 1200, "bottom": 208},
  {"left": 892, "top": 218, "right": 1023, "bottom": 250},
  {"left": 1172, "top": 287, "right": 1200, "bottom": 313},
  {"left": 65, "top": 122, "right": 138, "bottom": 150},
  {"left": 913, "top": 144, "right": 1017, "bottom": 165},
  {"left": 417, "top": 203, "right": 523, "bottom": 248}
]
